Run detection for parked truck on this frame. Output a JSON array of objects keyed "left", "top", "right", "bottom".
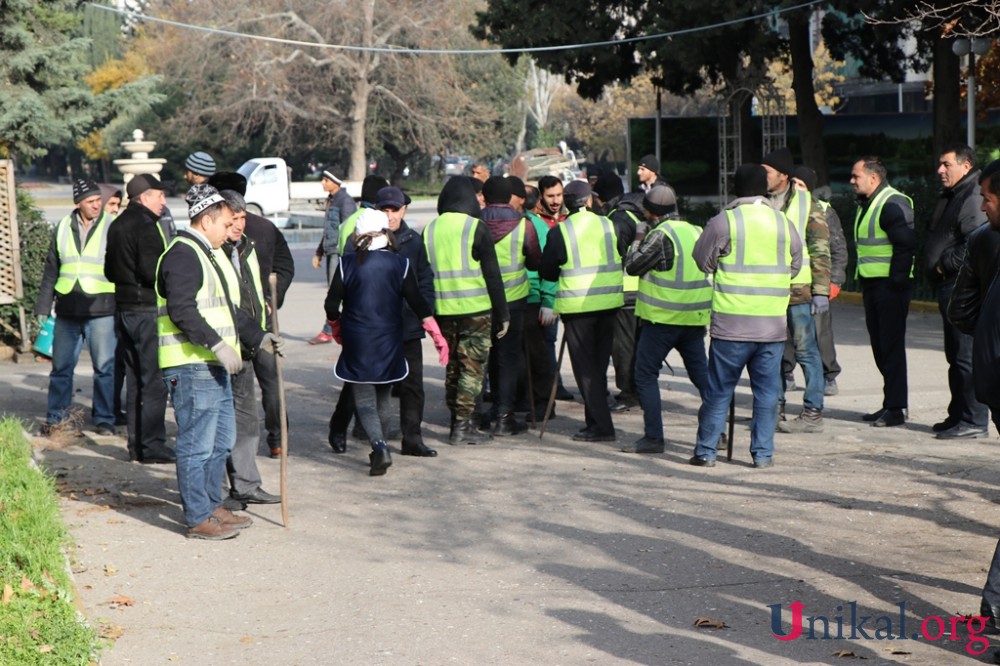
[{"left": 237, "top": 157, "right": 361, "bottom": 216}]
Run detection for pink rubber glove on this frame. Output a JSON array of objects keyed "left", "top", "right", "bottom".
[
  {"left": 422, "top": 318, "right": 449, "bottom": 366},
  {"left": 328, "top": 320, "right": 343, "bottom": 345}
]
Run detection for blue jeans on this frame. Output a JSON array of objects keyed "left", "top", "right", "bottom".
[
  {"left": 634, "top": 323, "right": 708, "bottom": 441},
  {"left": 783, "top": 304, "right": 824, "bottom": 411},
  {"left": 47, "top": 315, "right": 116, "bottom": 426},
  {"left": 693, "top": 339, "right": 783, "bottom": 463},
  {"left": 163, "top": 364, "right": 235, "bottom": 527}
]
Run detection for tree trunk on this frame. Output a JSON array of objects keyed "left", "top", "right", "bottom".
[
  {"left": 348, "top": 0, "right": 376, "bottom": 181},
  {"left": 932, "top": 32, "right": 961, "bottom": 160},
  {"left": 788, "top": 12, "right": 828, "bottom": 186}
]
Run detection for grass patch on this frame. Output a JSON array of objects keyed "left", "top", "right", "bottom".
[{"left": 0, "top": 417, "right": 101, "bottom": 665}]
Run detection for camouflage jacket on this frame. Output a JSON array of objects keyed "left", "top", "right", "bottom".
[{"left": 772, "top": 188, "right": 831, "bottom": 305}]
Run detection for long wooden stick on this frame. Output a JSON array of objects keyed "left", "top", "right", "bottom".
[
  {"left": 268, "top": 274, "right": 289, "bottom": 527},
  {"left": 538, "top": 336, "right": 567, "bottom": 439},
  {"left": 726, "top": 393, "right": 735, "bottom": 462}
]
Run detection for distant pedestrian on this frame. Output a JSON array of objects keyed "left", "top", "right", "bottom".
[{"left": 636, "top": 155, "right": 668, "bottom": 193}]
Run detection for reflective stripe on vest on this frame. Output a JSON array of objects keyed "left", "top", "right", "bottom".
[
  {"left": 555, "top": 210, "right": 624, "bottom": 314},
  {"left": 494, "top": 218, "right": 529, "bottom": 302},
  {"left": 338, "top": 209, "right": 362, "bottom": 255},
  {"left": 713, "top": 204, "right": 792, "bottom": 318},
  {"left": 245, "top": 242, "right": 266, "bottom": 329},
  {"left": 53, "top": 212, "right": 115, "bottom": 295},
  {"left": 424, "top": 213, "right": 491, "bottom": 315},
  {"left": 854, "top": 186, "right": 914, "bottom": 278},
  {"left": 156, "top": 236, "right": 241, "bottom": 368},
  {"left": 785, "top": 188, "right": 812, "bottom": 286},
  {"left": 635, "top": 220, "right": 712, "bottom": 326}
]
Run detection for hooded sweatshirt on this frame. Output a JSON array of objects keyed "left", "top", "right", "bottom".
[{"left": 427, "top": 177, "right": 509, "bottom": 323}]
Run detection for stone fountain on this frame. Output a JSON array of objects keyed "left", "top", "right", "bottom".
[{"left": 113, "top": 129, "right": 167, "bottom": 196}]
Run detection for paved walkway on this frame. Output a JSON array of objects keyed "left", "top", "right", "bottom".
[{"left": 5, "top": 249, "right": 1000, "bottom": 664}]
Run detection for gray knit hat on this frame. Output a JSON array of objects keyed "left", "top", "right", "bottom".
[
  {"left": 72, "top": 178, "right": 102, "bottom": 204},
  {"left": 643, "top": 185, "right": 677, "bottom": 216},
  {"left": 184, "top": 152, "right": 216, "bottom": 177}
]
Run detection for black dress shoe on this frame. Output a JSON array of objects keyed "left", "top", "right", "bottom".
[
  {"left": 329, "top": 431, "right": 347, "bottom": 454},
  {"left": 936, "top": 423, "right": 989, "bottom": 440},
  {"left": 572, "top": 430, "right": 616, "bottom": 442},
  {"left": 862, "top": 408, "right": 887, "bottom": 422},
  {"left": 232, "top": 488, "right": 282, "bottom": 504},
  {"left": 932, "top": 417, "right": 959, "bottom": 433},
  {"left": 621, "top": 437, "right": 665, "bottom": 454},
  {"left": 871, "top": 409, "right": 906, "bottom": 428},
  {"left": 555, "top": 386, "right": 574, "bottom": 401},
  {"left": 688, "top": 455, "right": 716, "bottom": 467},
  {"left": 369, "top": 441, "right": 392, "bottom": 476},
  {"left": 137, "top": 447, "right": 176, "bottom": 464},
  {"left": 221, "top": 496, "right": 248, "bottom": 512},
  {"left": 400, "top": 442, "right": 438, "bottom": 457}
]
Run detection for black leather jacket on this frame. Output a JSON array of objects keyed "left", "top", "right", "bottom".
[{"left": 947, "top": 223, "right": 1000, "bottom": 334}]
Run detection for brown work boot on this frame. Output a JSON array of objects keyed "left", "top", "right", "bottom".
[
  {"left": 187, "top": 516, "right": 239, "bottom": 540},
  {"left": 777, "top": 407, "right": 824, "bottom": 433},
  {"left": 212, "top": 506, "right": 253, "bottom": 530}
]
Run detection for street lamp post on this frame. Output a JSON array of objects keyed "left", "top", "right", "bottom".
[{"left": 952, "top": 37, "right": 991, "bottom": 150}]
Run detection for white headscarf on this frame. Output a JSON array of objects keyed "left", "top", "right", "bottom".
[{"left": 354, "top": 208, "right": 390, "bottom": 251}]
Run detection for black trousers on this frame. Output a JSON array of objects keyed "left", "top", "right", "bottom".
[
  {"left": 399, "top": 338, "right": 426, "bottom": 447},
  {"left": 564, "top": 312, "right": 616, "bottom": 435},
  {"left": 116, "top": 311, "right": 169, "bottom": 460},
  {"left": 329, "top": 383, "right": 355, "bottom": 437},
  {"left": 937, "top": 281, "right": 989, "bottom": 427},
  {"left": 611, "top": 305, "right": 638, "bottom": 396},
  {"left": 782, "top": 306, "right": 841, "bottom": 381},
  {"left": 251, "top": 343, "right": 284, "bottom": 450},
  {"left": 521, "top": 303, "right": 554, "bottom": 409},
  {"left": 488, "top": 305, "right": 524, "bottom": 415},
  {"left": 862, "top": 280, "right": 910, "bottom": 411}
]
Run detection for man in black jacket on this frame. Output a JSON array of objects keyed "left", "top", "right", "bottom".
[
  {"left": 209, "top": 172, "right": 295, "bottom": 457},
  {"left": 104, "top": 174, "right": 175, "bottom": 463},
  {"left": 923, "top": 144, "right": 989, "bottom": 439}
]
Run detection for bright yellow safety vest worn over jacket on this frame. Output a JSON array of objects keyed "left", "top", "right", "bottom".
[
  {"left": 554, "top": 210, "right": 624, "bottom": 314},
  {"left": 156, "top": 236, "right": 242, "bottom": 369},
  {"left": 783, "top": 188, "right": 812, "bottom": 287},
  {"left": 636, "top": 219, "right": 712, "bottom": 326},
  {"left": 712, "top": 204, "right": 793, "bottom": 318},
  {"left": 494, "top": 218, "right": 530, "bottom": 303},
  {"left": 53, "top": 212, "right": 115, "bottom": 296},
  {"left": 854, "top": 185, "right": 914, "bottom": 279},
  {"left": 424, "top": 213, "right": 492, "bottom": 316}
]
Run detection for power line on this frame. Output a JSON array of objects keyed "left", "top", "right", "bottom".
[{"left": 88, "top": 1, "right": 826, "bottom": 56}]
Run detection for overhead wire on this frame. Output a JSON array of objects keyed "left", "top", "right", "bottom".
[{"left": 88, "top": 0, "right": 826, "bottom": 56}]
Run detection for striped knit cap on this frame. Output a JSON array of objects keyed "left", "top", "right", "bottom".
[{"left": 184, "top": 151, "right": 216, "bottom": 177}]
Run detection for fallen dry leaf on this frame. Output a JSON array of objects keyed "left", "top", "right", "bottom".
[
  {"left": 99, "top": 623, "right": 124, "bottom": 640},
  {"left": 105, "top": 594, "right": 135, "bottom": 608},
  {"left": 693, "top": 616, "right": 729, "bottom": 630},
  {"left": 37, "top": 645, "right": 52, "bottom": 654},
  {"left": 239, "top": 636, "right": 253, "bottom": 644},
  {"left": 20, "top": 576, "right": 36, "bottom": 592},
  {"left": 103, "top": 565, "right": 118, "bottom": 576},
  {"left": 832, "top": 649, "right": 866, "bottom": 658},
  {"left": 2, "top": 583, "right": 12, "bottom": 605}
]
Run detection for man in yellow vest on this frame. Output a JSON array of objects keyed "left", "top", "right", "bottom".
[
  {"left": 218, "top": 190, "right": 283, "bottom": 507},
  {"left": 689, "top": 165, "right": 802, "bottom": 468},
  {"left": 479, "top": 176, "right": 542, "bottom": 435},
  {"left": 156, "top": 184, "right": 283, "bottom": 540},
  {"left": 621, "top": 185, "right": 711, "bottom": 453},
  {"left": 593, "top": 172, "right": 645, "bottom": 412},
  {"left": 539, "top": 180, "right": 633, "bottom": 442},
  {"left": 761, "top": 148, "right": 831, "bottom": 434},
  {"left": 35, "top": 178, "right": 118, "bottom": 436},
  {"left": 424, "top": 176, "right": 510, "bottom": 444},
  {"left": 851, "top": 156, "right": 916, "bottom": 428}
]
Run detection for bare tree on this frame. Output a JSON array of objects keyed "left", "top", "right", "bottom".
[{"left": 874, "top": 1, "right": 1000, "bottom": 37}]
